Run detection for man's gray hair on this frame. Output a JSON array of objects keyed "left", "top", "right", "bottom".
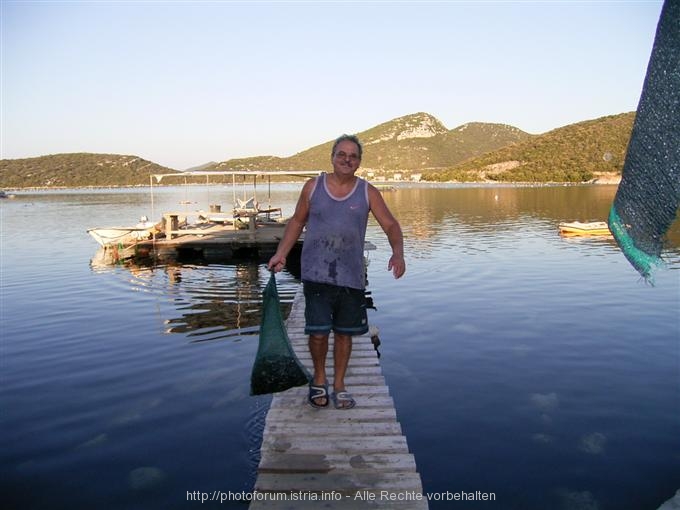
[{"left": 331, "top": 134, "right": 363, "bottom": 160}]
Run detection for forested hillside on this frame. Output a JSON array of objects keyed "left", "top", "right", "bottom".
[
  {"left": 209, "top": 112, "right": 531, "bottom": 177},
  {"left": 1, "top": 112, "right": 635, "bottom": 188},
  {"left": 0, "top": 153, "right": 177, "bottom": 188},
  {"left": 424, "top": 113, "right": 635, "bottom": 183}
]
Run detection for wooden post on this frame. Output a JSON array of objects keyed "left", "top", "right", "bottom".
[{"left": 164, "top": 213, "right": 179, "bottom": 239}]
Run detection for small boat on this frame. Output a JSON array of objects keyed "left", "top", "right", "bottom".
[
  {"left": 0, "top": 190, "right": 16, "bottom": 199},
  {"left": 87, "top": 216, "right": 160, "bottom": 247},
  {"left": 373, "top": 184, "right": 396, "bottom": 192},
  {"left": 558, "top": 221, "right": 611, "bottom": 236}
]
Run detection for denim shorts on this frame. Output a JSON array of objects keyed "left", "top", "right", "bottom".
[{"left": 303, "top": 280, "right": 368, "bottom": 336}]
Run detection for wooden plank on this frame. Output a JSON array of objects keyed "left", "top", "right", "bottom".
[
  {"left": 289, "top": 345, "right": 378, "bottom": 351},
  {"left": 295, "top": 351, "right": 380, "bottom": 361},
  {"left": 258, "top": 452, "right": 418, "bottom": 473},
  {"left": 287, "top": 365, "right": 382, "bottom": 376},
  {"left": 254, "top": 472, "right": 424, "bottom": 493},
  {"left": 290, "top": 341, "right": 378, "bottom": 352},
  {"left": 270, "top": 394, "right": 394, "bottom": 409},
  {"left": 262, "top": 421, "right": 402, "bottom": 436},
  {"left": 264, "top": 407, "right": 397, "bottom": 424},
  {"left": 280, "top": 385, "right": 391, "bottom": 396},
  {"left": 260, "top": 435, "right": 410, "bottom": 455},
  {"left": 290, "top": 375, "right": 387, "bottom": 386},
  {"left": 291, "top": 365, "right": 382, "bottom": 376}
]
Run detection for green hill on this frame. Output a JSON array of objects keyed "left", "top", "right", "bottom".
[
  {"left": 0, "top": 153, "right": 178, "bottom": 188},
  {"left": 0, "top": 111, "right": 636, "bottom": 188},
  {"left": 208, "top": 112, "right": 531, "bottom": 178},
  {"left": 424, "top": 112, "right": 635, "bottom": 183}
]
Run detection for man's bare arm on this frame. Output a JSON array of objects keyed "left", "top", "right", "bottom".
[
  {"left": 367, "top": 184, "right": 406, "bottom": 279},
  {"left": 267, "top": 178, "right": 314, "bottom": 272}
]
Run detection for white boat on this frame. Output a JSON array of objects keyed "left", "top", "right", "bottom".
[
  {"left": 558, "top": 221, "right": 611, "bottom": 236},
  {"left": 87, "top": 217, "right": 160, "bottom": 247}
]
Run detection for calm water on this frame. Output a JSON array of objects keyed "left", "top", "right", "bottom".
[{"left": 1, "top": 184, "right": 679, "bottom": 510}]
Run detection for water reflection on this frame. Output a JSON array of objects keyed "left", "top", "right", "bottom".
[
  {"left": 163, "top": 262, "right": 264, "bottom": 341},
  {"left": 378, "top": 185, "right": 680, "bottom": 262},
  {"left": 90, "top": 252, "right": 300, "bottom": 343},
  {"left": 386, "top": 185, "right": 622, "bottom": 232}
]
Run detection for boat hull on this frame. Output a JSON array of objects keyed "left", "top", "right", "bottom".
[
  {"left": 87, "top": 226, "right": 157, "bottom": 247},
  {"left": 558, "top": 221, "right": 611, "bottom": 236}
]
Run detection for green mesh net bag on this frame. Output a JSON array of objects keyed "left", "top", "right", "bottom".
[
  {"left": 609, "top": 0, "right": 680, "bottom": 283},
  {"left": 250, "top": 272, "right": 310, "bottom": 396}
]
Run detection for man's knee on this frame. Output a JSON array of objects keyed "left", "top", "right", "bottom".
[
  {"left": 334, "top": 333, "right": 352, "bottom": 345},
  {"left": 309, "top": 334, "right": 329, "bottom": 344}
]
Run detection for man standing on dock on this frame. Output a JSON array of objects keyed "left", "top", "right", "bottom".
[{"left": 268, "top": 134, "right": 405, "bottom": 409}]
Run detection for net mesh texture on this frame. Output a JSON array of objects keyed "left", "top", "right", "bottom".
[
  {"left": 250, "top": 272, "right": 310, "bottom": 395},
  {"left": 609, "top": 0, "right": 680, "bottom": 282}
]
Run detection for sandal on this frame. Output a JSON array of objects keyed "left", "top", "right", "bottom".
[
  {"left": 308, "top": 383, "right": 329, "bottom": 408},
  {"left": 332, "top": 391, "right": 356, "bottom": 410}
]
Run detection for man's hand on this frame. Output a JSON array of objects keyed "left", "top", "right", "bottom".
[
  {"left": 268, "top": 254, "right": 286, "bottom": 273},
  {"left": 388, "top": 254, "right": 406, "bottom": 279}
]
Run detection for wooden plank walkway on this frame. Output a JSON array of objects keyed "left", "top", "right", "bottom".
[{"left": 250, "top": 288, "right": 428, "bottom": 509}]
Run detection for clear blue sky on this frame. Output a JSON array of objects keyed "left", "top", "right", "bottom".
[{"left": 1, "top": 0, "right": 664, "bottom": 170}]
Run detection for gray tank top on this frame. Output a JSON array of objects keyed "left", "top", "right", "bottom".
[{"left": 301, "top": 173, "right": 369, "bottom": 289}]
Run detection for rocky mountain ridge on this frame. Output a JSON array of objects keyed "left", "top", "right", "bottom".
[{"left": 208, "top": 112, "right": 531, "bottom": 176}]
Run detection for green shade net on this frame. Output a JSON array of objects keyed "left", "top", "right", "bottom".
[
  {"left": 609, "top": 0, "right": 680, "bottom": 282},
  {"left": 250, "top": 272, "right": 310, "bottom": 395}
]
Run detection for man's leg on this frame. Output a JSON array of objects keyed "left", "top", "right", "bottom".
[
  {"left": 309, "top": 333, "right": 329, "bottom": 406},
  {"left": 332, "top": 333, "right": 353, "bottom": 400}
]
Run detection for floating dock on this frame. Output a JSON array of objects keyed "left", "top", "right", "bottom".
[
  {"left": 132, "top": 220, "right": 299, "bottom": 264},
  {"left": 250, "top": 288, "right": 428, "bottom": 509},
  {"left": 142, "top": 169, "right": 319, "bottom": 263},
  {"left": 89, "top": 169, "right": 321, "bottom": 266}
]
